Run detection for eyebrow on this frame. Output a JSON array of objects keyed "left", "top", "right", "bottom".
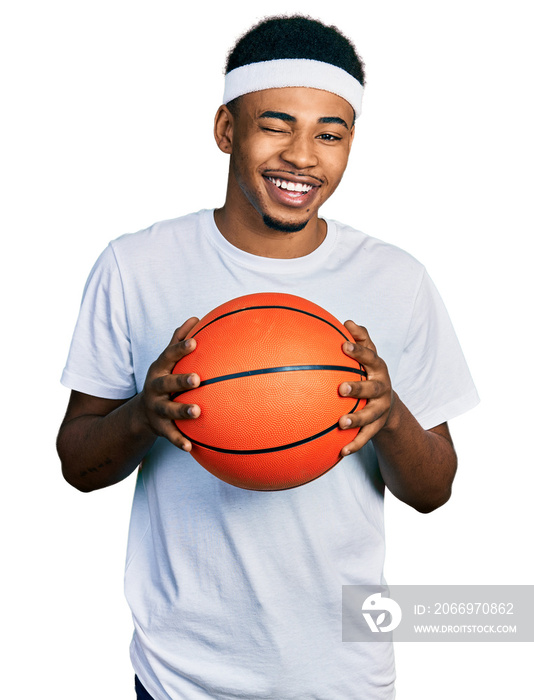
[
  {"left": 318, "top": 116, "right": 349, "bottom": 130},
  {"left": 258, "top": 111, "right": 349, "bottom": 130},
  {"left": 259, "top": 111, "right": 296, "bottom": 122}
]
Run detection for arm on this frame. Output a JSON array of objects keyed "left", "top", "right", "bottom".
[
  {"left": 338, "top": 321, "right": 457, "bottom": 513},
  {"left": 57, "top": 318, "right": 201, "bottom": 492}
]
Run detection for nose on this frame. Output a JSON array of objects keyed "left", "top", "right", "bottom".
[{"left": 279, "top": 132, "right": 319, "bottom": 170}]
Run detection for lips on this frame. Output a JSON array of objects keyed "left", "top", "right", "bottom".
[
  {"left": 266, "top": 177, "right": 314, "bottom": 193},
  {"left": 263, "top": 174, "right": 321, "bottom": 208}
]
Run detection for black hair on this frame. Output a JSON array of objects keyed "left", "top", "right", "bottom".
[{"left": 225, "top": 15, "right": 365, "bottom": 86}]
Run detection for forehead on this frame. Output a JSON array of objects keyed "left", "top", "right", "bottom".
[{"left": 238, "top": 87, "right": 354, "bottom": 123}]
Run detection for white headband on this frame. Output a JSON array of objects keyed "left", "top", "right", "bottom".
[{"left": 223, "top": 58, "right": 364, "bottom": 119}]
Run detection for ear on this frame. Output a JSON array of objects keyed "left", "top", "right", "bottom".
[{"left": 214, "top": 105, "right": 234, "bottom": 154}]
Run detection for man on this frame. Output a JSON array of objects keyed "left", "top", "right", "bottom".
[{"left": 58, "top": 16, "right": 479, "bottom": 699}]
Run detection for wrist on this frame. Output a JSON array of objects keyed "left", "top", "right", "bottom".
[
  {"left": 127, "top": 392, "right": 158, "bottom": 440},
  {"left": 379, "top": 391, "right": 402, "bottom": 435}
]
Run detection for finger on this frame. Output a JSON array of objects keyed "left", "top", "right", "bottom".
[
  {"left": 338, "top": 401, "right": 388, "bottom": 432},
  {"left": 151, "top": 399, "right": 201, "bottom": 452},
  {"left": 155, "top": 420, "right": 196, "bottom": 453},
  {"left": 159, "top": 334, "right": 198, "bottom": 368},
  {"left": 169, "top": 317, "right": 200, "bottom": 345},
  {"left": 151, "top": 370, "right": 200, "bottom": 396},
  {"left": 340, "top": 421, "right": 381, "bottom": 457},
  {"left": 344, "top": 320, "right": 377, "bottom": 352},
  {"left": 341, "top": 339, "right": 378, "bottom": 370},
  {"left": 166, "top": 402, "right": 200, "bottom": 453},
  {"left": 154, "top": 396, "right": 201, "bottom": 422},
  {"left": 339, "top": 379, "right": 385, "bottom": 400}
]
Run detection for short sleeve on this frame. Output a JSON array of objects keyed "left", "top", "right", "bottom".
[
  {"left": 61, "top": 244, "right": 137, "bottom": 399},
  {"left": 394, "top": 269, "right": 479, "bottom": 430}
]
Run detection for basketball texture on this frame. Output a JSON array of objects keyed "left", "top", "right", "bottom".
[{"left": 172, "top": 292, "right": 366, "bottom": 490}]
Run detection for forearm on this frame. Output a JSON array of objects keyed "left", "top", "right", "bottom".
[
  {"left": 58, "top": 322, "right": 202, "bottom": 493},
  {"left": 372, "top": 393, "right": 457, "bottom": 513},
  {"left": 57, "top": 393, "right": 157, "bottom": 493}
]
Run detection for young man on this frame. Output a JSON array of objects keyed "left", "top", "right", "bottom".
[{"left": 58, "top": 16, "right": 479, "bottom": 700}]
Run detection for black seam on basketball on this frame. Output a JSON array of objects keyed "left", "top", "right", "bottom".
[
  {"left": 198, "top": 364, "right": 366, "bottom": 388},
  {"left": 180, "top": 400, "right": 363, "bottom": 454},
  {"left": 191, "top": 305, "right": 352, "bottom": 341},
  {"left": 170, "top": 364, "right": 366, "bottom": 400}
]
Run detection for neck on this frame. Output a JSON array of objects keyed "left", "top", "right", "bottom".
[{"left": 213, "top": 203, "right": 327, "bottom": 259}]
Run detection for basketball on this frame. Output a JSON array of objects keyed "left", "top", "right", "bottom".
[{"left": 172, "top": 292, "right": 367, "bottom": 490}]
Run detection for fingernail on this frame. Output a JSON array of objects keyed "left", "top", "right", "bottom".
[
  {"left": 187, "top": 374, "right": 197, "bottom": 386},
  {"left": 345, "top": 342, "right": 355, "bottom": 352},
  {"left": 340, "top": 383, "right": 351, "bottom": 396},
  {"left": 340, "top": 417, "right": 351, "bottom": 429}
]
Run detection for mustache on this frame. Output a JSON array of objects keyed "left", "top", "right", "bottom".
[{"left": 263, "top": 169, "right": 324, "bottom": 185}]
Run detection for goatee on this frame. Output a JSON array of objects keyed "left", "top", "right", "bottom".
[{"left": 262, "top": 213, "right": 308, "bottom": 233}]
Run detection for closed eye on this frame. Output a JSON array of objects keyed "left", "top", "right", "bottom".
[{"left": 261, "top": 126, "right": 289, "bottom": 134}]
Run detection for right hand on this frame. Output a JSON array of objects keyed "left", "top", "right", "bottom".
[{"left": 139, "top": 317, "right": 201, "bottom": 451}]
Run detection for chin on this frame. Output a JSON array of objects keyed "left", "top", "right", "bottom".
[{"left": 262, "top": 213, "right": 309, "bottom": 233}]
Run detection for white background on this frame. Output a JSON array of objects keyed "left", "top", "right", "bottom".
[{"left": 2, "top": 1, "right": 532, "bottom": 698}]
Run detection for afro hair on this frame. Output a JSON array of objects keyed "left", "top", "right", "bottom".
[{"left": 225, "top": 15, "right": 365, "bottom": 86}]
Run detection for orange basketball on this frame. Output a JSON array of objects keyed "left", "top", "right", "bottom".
[{"left": 172, "top": 292, "right": 366, "bottom": 490}]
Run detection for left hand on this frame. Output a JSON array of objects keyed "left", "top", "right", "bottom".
[{"left": 338, "top": 320, "right": 397, "bottom": 456}]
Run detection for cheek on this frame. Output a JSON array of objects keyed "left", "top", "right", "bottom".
[
  {"left": 232, "top": 139, "right": 274, "bottom": 188},
  {"left": 325, "top": 151, "right": 350, "bottom": 185},
  {"left": 233, "top": 135, "right": 257, "bottom": 165},
  {"left": 245, "top": 138, "right": 277, "bottom": 168}
]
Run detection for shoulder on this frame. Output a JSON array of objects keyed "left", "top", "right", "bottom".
[
  {"left": 327, "top": 218, "right": 426, "bottom": 281},
  {"left": 108, "top": 209, "right": 210, "bottom": 261}
]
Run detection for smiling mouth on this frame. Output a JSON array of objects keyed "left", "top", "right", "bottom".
[{"left": 265, "top": 176, "right": 316, "bottom": 193}]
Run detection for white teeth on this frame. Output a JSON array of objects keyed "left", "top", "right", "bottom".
[{"left": 268, "top": 177, "right": 312, "bottom": 193}]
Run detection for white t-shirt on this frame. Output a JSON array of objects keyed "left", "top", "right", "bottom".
[{"left": 62, "top": 210, "right": 479, "bottom": 700}]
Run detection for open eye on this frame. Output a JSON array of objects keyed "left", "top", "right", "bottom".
[{"left": 317, "top": 133, "right": 342, "bottom": 142}]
